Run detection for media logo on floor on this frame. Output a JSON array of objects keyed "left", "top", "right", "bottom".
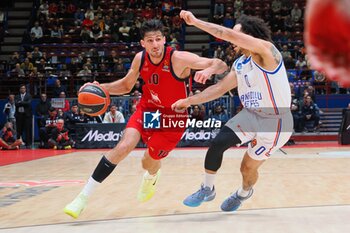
[{"left": 143, "top": 109, "right": 222, "bottom": 129}]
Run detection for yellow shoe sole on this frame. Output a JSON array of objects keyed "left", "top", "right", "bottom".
[
  {"left": 63, "top": 207, "right": 80, "bottom": 219},
  {"left": 137, "top": 190, "right": 155, "bottom": 202}
]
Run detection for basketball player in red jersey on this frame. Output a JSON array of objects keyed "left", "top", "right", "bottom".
[
  {"left": 64, "top": 19, "right": 228, "bottom": 218},
  {"left": 305, "top": 0, "right": 350, "bottom": 87}
]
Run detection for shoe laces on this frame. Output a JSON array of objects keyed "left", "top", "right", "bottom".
[
  {"left": 192, "top": 185, "right": 210, "bottom": 199},
  {"left": 227, "top": 189, "right": 253, "bottom": 204},
  {"left": 226, "top": 192, "right": 241, "bottom": 205}
]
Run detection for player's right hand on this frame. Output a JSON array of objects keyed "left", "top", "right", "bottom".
[
  {"left": 171, "top": 98, "right": 190, "bottom": 113},
  {"left": 194, "top": 69, "right": 212, "bottom": 84},
  {"left": 180, "top": 10, "right": 198, "bottom": 26}
]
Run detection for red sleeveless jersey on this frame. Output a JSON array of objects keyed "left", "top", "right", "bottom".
[{"left": 139, "top": 46, "right": 188, "bottom": 109}]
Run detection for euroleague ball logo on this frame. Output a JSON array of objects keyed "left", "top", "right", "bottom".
[{"left": 84, "top": 85, "right": 105, "bottom": 97}]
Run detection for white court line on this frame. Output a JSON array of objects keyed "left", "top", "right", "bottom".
[{"left": 1, "top": 205, "right": 349, "bottom": 233}]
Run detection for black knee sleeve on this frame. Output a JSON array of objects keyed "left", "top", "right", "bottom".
[
  {"left": 204, "top": 126, "right": 242, "bottom": 172},
  {"left": 92, "top": 156, "right": 117, "bottom": 183}
]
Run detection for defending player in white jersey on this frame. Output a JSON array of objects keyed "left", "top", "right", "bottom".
[{"left": 172, "top": 11, "right": 293, "bottom": 211}]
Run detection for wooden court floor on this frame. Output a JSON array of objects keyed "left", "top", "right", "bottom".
[{"left": 1, "top": 145, "right": 350, "bottom": 233}]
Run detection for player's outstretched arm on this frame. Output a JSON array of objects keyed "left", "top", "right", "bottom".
[
  {"left": 100, "top": 52, "right": 142, "bottom": 95},
  {"left": 180, "top": 10, "right": 269, "bottom": 55},
  {"left": 174, "top": 51, "right": 228, "bottom": 84},
  {"left": 172, "top": 70, "right": 237, "bottom": 111}
]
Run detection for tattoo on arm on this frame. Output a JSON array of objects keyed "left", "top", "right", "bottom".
[
  {"left": 204, "top": 22, "right": 224, "bottom": 37},
  {"left": 271, "top": 46, "right": 281, "bottom": 65}
]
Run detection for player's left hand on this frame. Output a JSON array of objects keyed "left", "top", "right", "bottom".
[
  {"left": 180, "top": 10, "right": 198, "bottom": 26},
  {"left": 171, "top": 98, "right": 190, "bottom": 113},
  {"left": 194, "top": 69, "right": 212, "bottom": 84}
]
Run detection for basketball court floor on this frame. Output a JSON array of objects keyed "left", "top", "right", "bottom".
[{"left": 1, "top": 143, "right": 350, "bottom": 233}]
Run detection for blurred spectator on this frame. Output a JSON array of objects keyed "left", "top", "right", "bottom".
[
  {"left": 290, "top": 83, "right": 302, "bottom": 132},
  {"left": 80, "top": 26, "right": 93, "bottom": 43},
  {"left": 84, "top": 56, "right": 95, "bottom": 70},
  {"left": 162, "top": 0, "right": 174, "bottom": 16},
  {"left": 306, "top": 85, "right": 316, "bottom": 102},
  {"left": 57, "top": 108, "right": 65, "bottom": 118},
  {"left": 284, "top": 15, "right": 294, "bottom": 32},
  {"left": 11, "top": 63, "right": 25, "bottom": 77},
  {"left": 291, "top": 3, "right": 302, "bottom": 23},
  {"left": 0, "top": 122, "right": 22, "bottom": 150},
  {"left": 9, "top": 52, "right": 21, "bottom": 68},
  {"left": 31, "top": 47, "right": 42, "bottom": 62},
  {"left": 3, "top": 94, "right": 16, "bottom": 128},
  {"left": 223, "top": 13, "right": 234, "bottom": 28},
  {"left": 81, "top": 113, "right": 103, "bottom": 123},
  {"left": 201, "top": 45, "right": 210, "bottom": 58},
  {"left": 77, "top": 65, "right": 92, "bottom": 80},
  {"left": 74, "top": 8, "right": 85, "bottom": 25},
  {"left": 129, "top": 24, "right": 141, "bottom": 42},
  {"left": 85, "top": 8, "right": 94, "bottom": 21},
  {"left": 211, "top": 104, "right": 229, "bottom": 122},
  {"left": 91, "top": 23, "right": 103, "bottom": 42},
  {"left": 313, "top": 71, "right": 326, "bottom": 94},
  {"left": 50, "top": 25, "right": 62, "bottom": 43},
  {"left": 39, "top": 107, "right": 59, "bottom": 148},
  {"left": 36, "top": 58, "right": 47, "bottom": 72},
  {"left": 301, "top": 95, "right": 320, "bottom": 131},
  {"left": 57, "top": 91, "right": 70, "bottom": 113},
  {"left": 103, "top": 104, "right": 125, "bottom": 123},
  {"left": 295, "top": 56, "right": 306, "bottom": 70},
  {"left": 20, "top": 58, "right": 34, "bottom": 73},
  {"left": 271, "top": 0, "right": 282, "bottom": 13},
  {"left": 38, "top": 1, "right": 49, "bottom": 19},
  {"left": 142, "top": 6, "right": 155, "bottom": 20},
  {"left": 35, "top": 93, "right": 51, "bottom": 128},
  {"left": 64, "top": 104, "right": 82, "bottom": 137},
  {"left": 214, "top": 2, "right": 224, "bottom": 17},
  {"left": 48, "top": 2, "right": 58, "bottom": 17},
  {"left": 131, "top": 79, "right": 143, "bottom": 94},
  {"left": 119, "top": 21, "right": 130, "bottom": 42},
  {"left": 234, "top": 0, "right": 244, "bottom": 11},
  {"left": 281, "top": 45, "right": 291, "bottom": 60},
  {"left": 48, "top": 119, "right": 73, "bottom": 149},
  {"left": 123, "top": 8, "right": 135, "bottom": 22},
  {"left": 190, "top": 105, "right": 204, "bottom": 121},
  {"left": 15, "top": 84, "right": 32, "bottom": 148},
  {"left": 169, "top": 33, "right": 179, "bottom": 49},
  {"left": 126, "top": 104, "right": 137, "bottom": 121},
  {"left": 30, "top": 21, "right": 43, "bottom": 43},
  {"left": 53, "top": 79, "right": 67, "bottom": 98},
  {"left": 214, "top": 46, "right": 225, "bottom": 60},
  {"left": 67, "top": 2, "right": 77, "bottom": 16}
]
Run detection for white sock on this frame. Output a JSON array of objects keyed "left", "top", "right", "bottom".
[
  {"left": 203, "top": 173, "right": 216, "bottom": 189},
  {"left": 81, "top": 177, "right": 100, "bottom": 197},
  {"left": 144, "top": 171, "right": 157, "bottom": 180},
  {"left": 237, "top": 187, "right": 251, "bottom": 197}
]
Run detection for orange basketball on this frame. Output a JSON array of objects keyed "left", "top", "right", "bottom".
[{"left": 78, "top": 83, "right": 110, "bottom": 116}]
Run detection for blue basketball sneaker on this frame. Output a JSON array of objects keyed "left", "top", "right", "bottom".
[
  {"left": 220, "top": 189, "right": 254, "bottom": 212},
  {"left": 183, "top": 184, "right": 216, "bottom": 207}
]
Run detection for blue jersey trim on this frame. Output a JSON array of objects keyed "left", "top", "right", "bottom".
[{"left": 252, "top": 58, "right": 283, "bottom": 75}]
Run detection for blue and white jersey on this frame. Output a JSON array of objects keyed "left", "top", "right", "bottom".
[{"left": 233, "top": 53, "right": 291, "bottom": 117}]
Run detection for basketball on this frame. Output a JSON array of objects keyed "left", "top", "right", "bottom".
[{"left": 78, "top": 83, "right": 110, "bottom": 116}]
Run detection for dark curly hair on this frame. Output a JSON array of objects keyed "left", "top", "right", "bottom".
[
  {"left": 236, "top": 15, "right": 272, "bottom": 42},
  {"left": 140, "top": 19, "right": 164, "bottom": 39}
]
